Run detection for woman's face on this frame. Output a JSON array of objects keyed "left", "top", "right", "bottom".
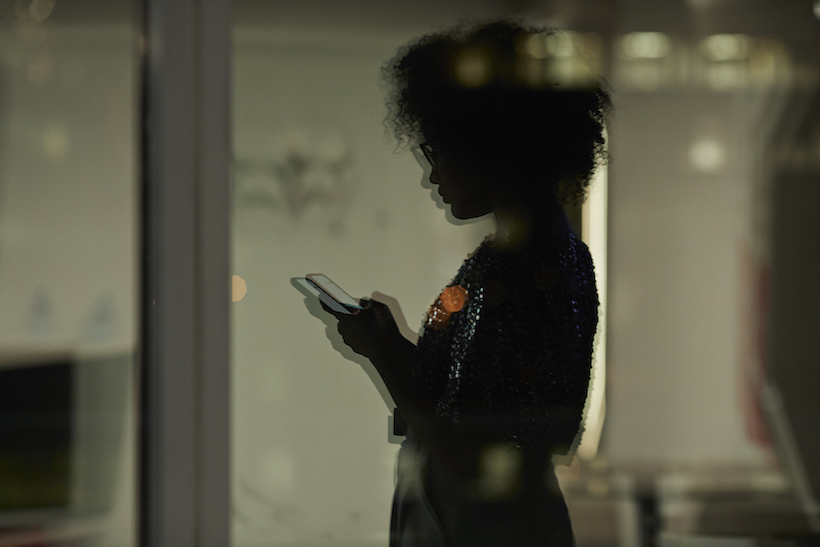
[{"left": 428, "top": 150, "right": 495, "bottom": 220}]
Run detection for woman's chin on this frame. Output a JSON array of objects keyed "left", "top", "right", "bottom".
[
  {"left": 449, "top": 203, "right": 491, "bottom": 221},
  {"left": 449, "top": 205, "right": 468, "bottom": 220}
]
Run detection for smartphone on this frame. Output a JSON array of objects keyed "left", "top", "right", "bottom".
[
  {"left": 306, "top": 274, "right": 364, "bottom": 311},
  {"left": 291, "top": 274, "right": 363, "bottom": 315}
]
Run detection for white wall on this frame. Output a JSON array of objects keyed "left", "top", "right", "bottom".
[{"left": 604, "top": 90, "right": 770, "bottom": 465}]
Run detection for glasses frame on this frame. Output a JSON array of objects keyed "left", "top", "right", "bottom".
[
  {"left": 420, "top": 142, "right": 437, "bottom": 166},
  {"left": 411, "top": 141, "right": 439, "bottom": 168}
]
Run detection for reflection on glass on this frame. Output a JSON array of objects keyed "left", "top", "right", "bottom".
[
  {"left": 232, "top": 3, "right": 820, "bottom": 546},
  {"left": 0, "top": 1, "right": 139, "bottom": 545},
  {"left": 619, "top": 32, "right": 672, "bottom": 60},
  {"left": 613, "top": 32, "right": 794, "bottom": 92}
]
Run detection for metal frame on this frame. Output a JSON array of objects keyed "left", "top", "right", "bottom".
[{"left": 141, "top": 0, "right": 231, "bottom": 544}]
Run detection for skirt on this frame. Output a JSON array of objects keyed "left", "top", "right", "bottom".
[{"left": 390, "top": 431, "right": 575, "bottom": 547}]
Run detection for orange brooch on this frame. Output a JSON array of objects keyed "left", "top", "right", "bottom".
[{"left": 426, "top": 285, "right": 468, "bottom": 330}]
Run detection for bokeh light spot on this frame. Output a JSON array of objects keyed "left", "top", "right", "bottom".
[
  {"left": 689, "top": 139, "right": 726, "bottom": 173},
  {"left": 454, "top": 48, "right": 491, "bottom": 88},
  {"left": 43, "top": 127, "right": 68, "bottom": 159},
  {"left": 232, "top": 275, "right": 248, "bottom": 302},
  {"left": 700, "top": 34, "right": 751, "bottom": 61},
  {"left": 620, "top": 32, "right": 672, "bottom": 59}
]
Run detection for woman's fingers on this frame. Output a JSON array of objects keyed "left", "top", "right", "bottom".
[{"left": 320, "top": 300, "right": 347, "bottom": 318}]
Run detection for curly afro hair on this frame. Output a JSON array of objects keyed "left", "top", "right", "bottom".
[{"left": 382, "top": 19, "right": 611, "bottom": 204}]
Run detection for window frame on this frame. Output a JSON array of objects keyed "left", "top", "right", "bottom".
[{"left": 140, "top": 0, "right": 231, "bottom": 544}]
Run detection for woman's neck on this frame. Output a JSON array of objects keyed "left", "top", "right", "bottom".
[{"left": 491, "top": 197, "right": 571, "bottom": 250}]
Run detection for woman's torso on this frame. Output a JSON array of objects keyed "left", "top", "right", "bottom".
[{"left": 394, "top": 227, "right": 597, "bottom": 546}]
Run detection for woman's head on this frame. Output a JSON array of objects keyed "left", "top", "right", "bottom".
[{"left": 383, "top": 19, "right": 611, "bottom": 207}]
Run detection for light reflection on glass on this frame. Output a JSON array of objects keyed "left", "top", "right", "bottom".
[
  {"left": 454, "top": 47, "right": 491, "bottom": 88},
  {"left": 514, "top": 31, "right": 603, "bottom": 89},
  {"left": 700, "top": 34, "right": 752, "bottom": 61},
  {"left": 478, "top": 443, "right": 522, "bottom": 499},
  {"left": 613, "top": 33, "right": 797, "bottom": 91},
  {"left": 43, "top": 127, "right": 69, "bottom": 160},
  {"left": 688, "top": 138, "right": 726, "bottom": 173},
  {"left": 545, "top": 31, "right": 577, "bottom": 59},
  {"left": 229, "top": 8, "right": 820, "bottom": 546},
  {"left": 16, "top": 0, "right": 56, "bottom": 23},
  {"left": 517, "top": 32, "right": 548, "bottom": 59},
  {"left": 0, "top": 1, "right": 139, "bottom": 543},
  {"left": 232, "top": 275, "right": 248, "bottom": 302},
  {"left": 619, "top": 32, "right": 672, "bottom": 60}
]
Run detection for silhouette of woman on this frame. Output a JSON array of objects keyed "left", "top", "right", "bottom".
[{"left": 318, "top": 20, "right": 610, "bottom": 547}]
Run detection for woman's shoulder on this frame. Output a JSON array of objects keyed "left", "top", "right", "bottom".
[
  {"left": 459, "top": 228, "right": 593, "bottom": 284},
  {"left": 433, "top": 229, "right": 593, "bottom": 331}
]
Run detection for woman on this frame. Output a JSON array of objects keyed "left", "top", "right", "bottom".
[{"left": 318, "top": 20, "right": 610, "bottom": 547}]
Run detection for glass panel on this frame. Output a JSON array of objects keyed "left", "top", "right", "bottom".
[
  {"left": 231, "top": 3, "right": 820, "bottom": 546},
  {"left": 0, "top": 1, "right": 140, "bottom": 546}
]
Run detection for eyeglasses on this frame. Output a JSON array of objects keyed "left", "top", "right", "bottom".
[{"left": 411, "top": 141, "right": 440, "bottom": 168}]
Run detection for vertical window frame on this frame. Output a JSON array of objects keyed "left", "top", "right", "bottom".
[{"left": 140, "top": 0, "right": 231, "bottom": 545}]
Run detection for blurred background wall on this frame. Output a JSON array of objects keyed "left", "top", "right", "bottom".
[
  {"left": 0, "top": 0, "right": 817, "bottom": 545},
  {"left": 0, "top": 4, "right": 140, "bottom": 545}
]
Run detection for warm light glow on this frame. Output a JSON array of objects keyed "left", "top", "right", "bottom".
[
  {"left": 515, "top": 31, "right": 601, "bottom": 89},
  {"left": 232, "top": 275, "right": 248, "bottom": 302},
  {"left": 518, "top": 33, "right": 548, "bottom": 59},
  {"left": 620, "top": 32, "right": 672, "bottom": 59},
  {"left": 43, "top": 127, "right": 68, "bottom": 159},
  {"left": 689, "top": 138, "right": 726, "bottom": 173},
  {"left": 700, "top": 34, "right": 751, "bottom": 61},
  {"left": 577, "top": 138, "right": 608, "bottom": 462},
  {"left": 545, "top": 58, "right": 598, "bottom": 89},
  {"left": 545, "top": 31, "right": 577, "bottom": 59},
  {"left": 814, "top": 0, "right": 820, "bottom": 20},
  {"left": 518, "top": 31, "right": 602, "bottom": 60},
  {"left": 454, "top": 48, "right": 491, "bottom": 88},
  {"left": 478, "top": 444, "right": 522, "bottom": 498}
]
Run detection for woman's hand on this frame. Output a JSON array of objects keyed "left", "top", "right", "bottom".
[{"left": 322, "top": 298, "right": 403, "bottom": 362}]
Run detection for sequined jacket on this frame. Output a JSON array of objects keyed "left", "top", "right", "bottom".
[{"left": 415, "top": 229, "right": 598, "bottom": 455}]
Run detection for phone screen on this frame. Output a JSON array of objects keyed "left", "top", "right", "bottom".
[
  {"left": 292, "top": 277, "right": 354, "bottom": 315},
  {"left": 306, "top": 274, "right": 363, "bottom": 310}
]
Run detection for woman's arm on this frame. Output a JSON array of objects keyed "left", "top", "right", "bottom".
[{"left": 329, "top": 299, "right": 488, "bottom": 478}]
